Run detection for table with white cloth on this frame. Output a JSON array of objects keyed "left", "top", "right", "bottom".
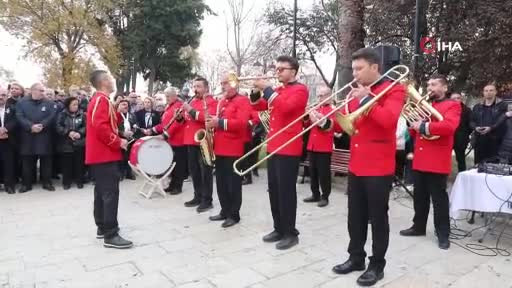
[{"left": 450, "top": 169, "right": 512, "bottom": 242}]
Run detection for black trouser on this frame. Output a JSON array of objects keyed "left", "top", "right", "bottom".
[
  {"left": 412, "top": 171, "right": 450, "bottom": 238},
  {"left": 309, "top": 151, "right": 331, "bottom": 200},
  {"left": 395, "top": 150, "right": 406, "bottom": 180},
  {"left": 241, "top": 142, "right": 252, "bottom": 182},
  {"left": 119, "top": 149, "right": 134, "bottom": 178},
  {"left": 474, "top": 135, "right": 499, "bottom": 164},
  {"left": 347, "top": 173, "right": 393, "bottom": 270},
  {"left": 91, "top": 162, "right": 120, "bottom": 239},
  {"left": 215, "top": 156, "right": 242, "bottom": 221},
  {"left": 52, "top": 152, "right": 61, "bottom": 177},
  {"left": 267, "top": 155, "right": 300, "bottom": 236},
  {"left": 249, "top": 136, "right": 262, "bottom": 175},
  {"left": 169, "top": 145, "right": 188, "bottom": 191},
  {"left": 0, "top": 141, "right": 16, "bottom": 188},
  {"left": 61, "top": 149, "right": 85, "bottom": 186},
  {"left": 187, "top": 145, "right": 213, "bottom": 205},
  {"left": 22, "top": 155, "right": 52, "bottom": 187},
  {"left": 453, "top": 139, "right": 469, "bottom": 171}
]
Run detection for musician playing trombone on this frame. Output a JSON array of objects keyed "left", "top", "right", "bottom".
[
  {"left": 182, "top": 77, "right": 218, "bottom": 213},
  {"left": 332, "top": 48, "right": 406, "bottom": 287},
  {"left": 205, "top": 73, "right": 251, "bottom": 228},
  {"left": 302, "top": 86, "right": 342, "bottom": 208},
  {"left": 250, "top": 55, "right": 309, "bottom": 250}
]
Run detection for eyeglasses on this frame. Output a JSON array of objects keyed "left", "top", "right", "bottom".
[{"left": 275, "top": 67, "right": 295, "bottom": 73}]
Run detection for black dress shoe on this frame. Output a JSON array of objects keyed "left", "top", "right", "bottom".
[
  {"left": 332, "top": 259, "right": 366, "bottom": 275},
  {"left": 18, "top": 186, "right": 32, "bottom": 193},
  {"left": 77, "top": 183, "right": 84, "bottom": 189},
  {"left": 196, "top": 203, "right": 213, "bottom": 213},
  {"left": 184, "top": 198, "right": 201, "bottom": 207},
  {"left": 96, "top": 228, "right": 105, "bottom": 239},
  {"left": 42, "top": 184, "right": 55, "bottom": 191},
  {"left": 63, "top": 184, "right": 71, "bottom": 190},
  {"left": 357, "top": 267, "right": 384, "bottom": 286},
  {"left": 303, "top": 196, "right": 320, "bottom": 203},
  {"left": 164, "top": 186, "right": 174, "bottom": 193},
  {"left": 317, "top": 199, "right": 329, "bottom": 207},
  {"left": 399, "top": 227, "right": 426, "bottom": 236},
  {"left": 6, "top": 187, "right": 15, "bottom": 194},
  {"left": 262, "top": 230, "right": 283, "bottom": 243},
  {"left": 221, "top": 218, "right": 239, "bottom": 228},
  {"left": 104, "top": 235, "right": 133, "bottom": 249},
  {"left": 209, "top": 214, "right": 227, "bottom": 221},
  {"left": 438, "top": 237, "right": 450, "bottom": 250},
  {"left": 276, "top": 235, "right": 299, "bottom": 250},
  {"left": 169, "top": 187, "right": 182, "bottom": 195}
]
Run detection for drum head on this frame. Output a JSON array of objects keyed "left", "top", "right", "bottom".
[{"left": 137, "top": 137, "right": 174, "bottom": 175}]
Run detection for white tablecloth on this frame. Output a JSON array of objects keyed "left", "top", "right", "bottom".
[{"left": 450, "top": 169, "right": 512, "bottom": 217}]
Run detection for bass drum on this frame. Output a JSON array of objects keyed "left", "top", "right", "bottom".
[{"left": 129, "top": 136, "right": 174, "bottom": 175}]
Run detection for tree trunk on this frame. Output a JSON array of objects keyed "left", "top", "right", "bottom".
[
  {"left": 337, "top": 0, "right": 365, "bottom": 95},
  {"left": 148, "top": 66, "right": 156, "bottom": 96},
  {"left": 61, "top": 53, "right": 75, "bottom": 92}
]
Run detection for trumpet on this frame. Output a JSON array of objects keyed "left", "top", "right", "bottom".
[
  {"left": 227, "top": 73, "right": 277, "bottom": 89},
  {"left": 401, "top": 85, "right": 443, "bottom": 140},
  {"left": 232, "top": 65, "right": 410, "bottom": 177}
]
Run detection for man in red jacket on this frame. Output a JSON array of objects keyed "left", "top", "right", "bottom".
[
  {"left": 251, "top": 55, "right": 309, "bottom": 250},
  {"left": 331, "top": 48, "right": 405, "bottom": 287},
  {"left": 206, "top": 74, "right": 251, "bottom": 228},
  {"left": 400, "top": 75, "right": 461, "bottom": 250},
  {"left": 86, "top": 70, "right": 132, "bottom": 249},
  {"left": 303, "top": 86, "right": 341, "bottom": 207},
  {"left": 182, "top": 77, "right": 218, "bottom": 213},
  {"left": 152, "top": 87, "right": 187, "bottom": 195}
]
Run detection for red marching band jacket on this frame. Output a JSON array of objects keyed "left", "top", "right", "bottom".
[
  {"left": 213, "top": 94, "right": 251, "bottom": 157},
  {"left": 245, "top": 107, "right": 261, "bottom": 143},
  {"left": 305, "top": 103, "right": 342, "bottom": 153},
  {"left": 410, "top": 98, "right": 461, "bottom": 175},
  {"left": 251, "top": 82, "right": 309, "bottom": 156},
  {"left": 152, "top": 100, "right": 185, "bottom": 147},
  {"left": 183, "top": 95, "right": 218, "bottom": 146},
  {"left": 85, "top": 91, "right": 122, "bottom": 164},
  {"left": 345, "top": 80, "right": 406, "bottom": 176}
]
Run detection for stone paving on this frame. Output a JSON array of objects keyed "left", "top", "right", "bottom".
[{"left": 1, "top": 172, "right": 511, "bottom": 288}]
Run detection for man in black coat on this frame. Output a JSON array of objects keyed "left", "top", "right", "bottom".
[
  {"left": 15, "top": 83, "right": 57, "bottom": 192},
  {"left": 0, "top": 87, "right": 17, "bottom": 194},
  {"left": 134, "top": 97, "right": 161, "bottom": 135},
  {"left": 450, "top": 92, "right": 473, "bottom": 171},
  {"left": 470, "top": 84, "right": 508, "bottom": 164}
]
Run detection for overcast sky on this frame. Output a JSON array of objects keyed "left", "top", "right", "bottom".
[{"left": 0, "top": 0, "right": 333, "bottom": 88}]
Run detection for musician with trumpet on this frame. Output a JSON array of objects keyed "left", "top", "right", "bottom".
[
  {"left": 205, "top": 73, "right": 251, "bottom": 228},
  {"left": 182, "top": 77, "right": 218, "bottom": 213},
  {"left": 302, "top": 86, "right": 341, "bottom": 207},
  {"left": 332, "top": 48, "right": 406, "bottom": 287},
  {"left": 399, "top": 75, "right": 461, "bottom": 250},
  {"left": 250, "top": 55, "right": 309, "bottom": 250},
  {"left": 152, "top": 88, "right": 187, "bottom": 195}
]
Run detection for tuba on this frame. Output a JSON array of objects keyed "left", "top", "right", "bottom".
[
  {"left": 193, "top": 96, "right": 216, "bottom": 166},
  {"left": 401, "top": 84, "right": 444, "bottom": 140}
]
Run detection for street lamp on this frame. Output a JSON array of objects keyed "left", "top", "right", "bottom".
[{"left": 292, "top": 0, "right": 298, "bottom": 58}]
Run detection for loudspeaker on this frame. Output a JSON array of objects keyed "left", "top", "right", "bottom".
[{"left": 374, "top": 45, "right": 401, "bottom": 74}]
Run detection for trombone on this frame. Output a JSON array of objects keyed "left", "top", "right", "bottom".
[{"left": 232, "top": 65, "right": 411, "bottom": 176}]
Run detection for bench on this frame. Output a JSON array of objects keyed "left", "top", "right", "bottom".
[{"left": 300, "top": 149, "right": 350, "bottom": 183}]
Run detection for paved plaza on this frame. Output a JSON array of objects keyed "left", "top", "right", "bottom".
[{"left": 1, "top": 172, "right": 511, "bottom": 288}]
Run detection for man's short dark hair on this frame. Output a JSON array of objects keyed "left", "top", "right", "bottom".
[
  {"left": 276, "top": 55, "right": 300, "bottom": 73},
  {"left": 430, "top": 74, "right": 448, "bottom": 86},
  {"left": 90, "top": 70, "right": 108, "bottom": 89},
  {"left": 351, "top": 48, "right": 381, "bottom": 67},
  {"left": 118, "top": 99, "right": 129, "bottom": 106},
  {"left": 194, "top": 77, "right": 209, "bottom": 88}
]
